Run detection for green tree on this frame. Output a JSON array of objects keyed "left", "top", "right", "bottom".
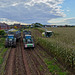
[
  {"left": 14, "top": 26, "right": 17, "bottom": 29},
  {"left": 32, "top": 23, "right": 43, "bottom": 27},
  {"left": 0, "top": 30, "right": 5, "bottom": 35}
]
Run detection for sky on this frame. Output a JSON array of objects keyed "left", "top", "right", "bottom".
[{"left": 0, "top": 0, "right": 75, "bottom": 25}]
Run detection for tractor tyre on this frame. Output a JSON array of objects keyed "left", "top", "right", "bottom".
[
  {"left": 14, "top": 45, "right": 16, "bottom": 48},
  {"left": 5, "top": 43, "right": 8, "bottom": 48},
  {"left": 5, "top": 45, "right": 8, "bottom": 48},
  {"left": 32, "top": 47, "right": 34, "bottom": 50}
]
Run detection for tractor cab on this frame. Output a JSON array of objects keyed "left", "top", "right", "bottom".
[
  {"left": 8, "top": 34, "right": 14, "bottom": 38},
  {"left": 27, "top": 39, "right": 33, "bottom": 43},
  {"left": 42, "top": 31, "right": 53, "bottom": 37},
  {"left": 25, "top": 35, "right": 31, "bottom": 39},
  {"left": 7, "top": 34, "right": 14, "bottom": 41},
  {"left": 5, "top": 34, "right": 16, "bottom": 47},
  {"left": 23, "top": 35, "right": 34, "bottom": 49},
  {"left": 23, "top": 30, "right": 31, "bottom": 35},
  {"left": 45, "top": 31, "right": 52, "bottom": 37}
]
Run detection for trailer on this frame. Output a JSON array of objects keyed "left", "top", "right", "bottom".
[
  {"left": 23, "top": 30, "right": 31, "bottom": 37},
  {"left": 5, "top": 29, "right": 21, "bottom": 47},
  {"left": 8, "top": 29, "right": 21, "bottom": 40}
]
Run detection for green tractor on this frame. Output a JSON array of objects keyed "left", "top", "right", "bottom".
[
  {"left": 42, "top": 31, "right": 53, "bottom": 37},
  {"left": 36, "top": 24, "right": 53, "bottom": 37},
  {"left": 23, "top": 31, "right": 34, "bottom": 49}
]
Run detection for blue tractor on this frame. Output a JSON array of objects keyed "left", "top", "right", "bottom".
[
  {"left": 5, "top": 29, "right": 21, "bottom": 48},
  {"left": 5, "top": 34, "right": 16, "bottom": 48}
]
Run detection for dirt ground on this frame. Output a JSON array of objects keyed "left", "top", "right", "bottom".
[{"left": 4, "top": 31, "right": 52, "bottom": 75}]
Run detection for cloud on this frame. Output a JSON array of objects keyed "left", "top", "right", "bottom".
[
  {"left": 0, "top": 0, "right": 65, "bottom": 24},
  {"left": 0, "top": 18, "right": 28, "bottom": 25},
  {"left": 66, "top": 10, "right": 70, "bottom": 12},
  {"left": 48, "top": 17, "right": 75, "bottom": 25}
]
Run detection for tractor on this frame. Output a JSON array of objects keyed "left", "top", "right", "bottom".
[
  {"left": 36, "top": 24, "right": 53, "bottom": 37},
  {"left": 5, "top": 34, "right": 16, "bottom": 48},
  {"left": 23, "top": 31, "right": 34, "bottom": 49},
  {"left": 5, "top": 28, "right": 21, "bottom": 48},
  {"left": 23, "top": 30, "right": 31, "bottom": 37},
  {"left": 42, "top": 31, "right": 53, "bottom": 37}
]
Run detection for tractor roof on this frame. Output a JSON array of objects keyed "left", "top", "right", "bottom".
[
  {"left": 25, "top": 35, "right": 31, "bottom": 36},
  {"left": 46, "top": 31, "right": 52, "bottom": 32},
  {"left": 8, "top": 28, "right": 18, "bottom": 32}
]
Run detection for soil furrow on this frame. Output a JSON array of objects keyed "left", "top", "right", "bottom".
[
  {"left": 14, "top": 41, "right": 27, "bottom": 75},
  {"left": 32, "top": 47, "right": 51, "bottom": 75},
  {"left": 4, "top": 34, "right": 52, "bottom": 75},
  {"left": 5, "top": 48, "right": 15, "bottom": 75},
  {"left": 25, "top": 50, "right": 39, "bottom": 75},
  {"left": 21, "top": 39, "right": 32, "bottom": 75},
  {"left": 27, "top": 50, "right": 44, "bottom": 75}
]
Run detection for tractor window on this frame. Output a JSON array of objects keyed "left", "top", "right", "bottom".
[
  {"left": 25, "top": 36, "right": 31, "bottom": 39},
  {"left": 8, "top": 36, "right": 14, "bottom": 39},
  {"left": 28, "top": 31, "right": 31, "bottom": 35},
  {"left": 46, "top": 32, "right": 52, "bottom": 37},
  {"left": 8, "top": 32, "right": 14, "bottom": 34},
  {"left": 27, "top": 39, "right": 32, "bottom": 43}
]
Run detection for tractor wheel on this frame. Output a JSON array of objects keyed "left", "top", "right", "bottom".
[
  {"left": 13, "top": 44, "right": 16, "bottom": 48},
  {"left": 5, "top": 45, "right": 8, "bottom": 48},
  {"left": 32, "top": 47, "right": 34, "bottom": 50},
  {"left": 13, "top": 40, "right": 16, "bottom": 48},
  {"left": 13, "top": 43, "right": 16, "bottom": 48},
  {"left": 5, "top": 43, "right": 8, "bottom": 48}
]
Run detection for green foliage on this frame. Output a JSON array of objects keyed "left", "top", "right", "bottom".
[
  {"left": 0, "top": 38, "right": 5, "bottom": 48},
  {"left": 0, "top": 38, "right": 8, "bottom": 65},
  {"left": 37, "top": 37, "right": 75, "bottom": 69},
  {"left": 39, "top": 65, "right": 43, "bottom": 71},
  {"left": 0, "top": 30, "right": 5, "bottom": 35},
  {"left": 32, "top": 23, "right": 43, "bottom": 27},
  {"left": 44, "top": 58, "right": 67, "bottom": 75},
  {"left": 14, "top": 26, "right": 17, "bottom": 29},
  {"left": 0, "top": 48, "right": 8, "bottom": 64},
  {"left": 0, "top": 57, "right": 3, "bottom": 64},
  {"left": 57, "top": 72, "right": 67, "bottom": 75},
  {"left": 36, "top": 28, "right": 45, "bottom": 33},
  {"left": 36, "top": 27, "right": 75, "bottom": 69}
]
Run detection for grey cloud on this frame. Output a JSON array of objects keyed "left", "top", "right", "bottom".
[
  {"left": 0, "top": 0, "right": 65, "bottom": 24},
  {"left": 48, "top": 18, "right": 75, "bottom": 25}
]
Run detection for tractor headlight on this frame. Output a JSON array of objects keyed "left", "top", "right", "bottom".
[
  {"left": 25, "top": 44, "right": 27, "bottom": 48},
  {"left": 33, "top": 44, "right": 34, "bottom": 47}
]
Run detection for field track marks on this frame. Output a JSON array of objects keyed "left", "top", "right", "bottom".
[
  {"left": 5, "top": 40, "right": 27, "bottom": 75},
  {"left": 14, "top": 41, "right": 27, "bottom": 75},
  {"left": 33, "top": 46, "right": 51, "bottom": 75},
  {"left": 21, "top": 40, "right": 32, "bottom": 75},
  {"left": 25, "top": 50, "right": 41, "bottom": 75},
  {"left": 24, "top": 47, "right": 51, "bottom": 75},
  {"left": 5, "top": 48, "right": 15, "bottom": 75}
]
